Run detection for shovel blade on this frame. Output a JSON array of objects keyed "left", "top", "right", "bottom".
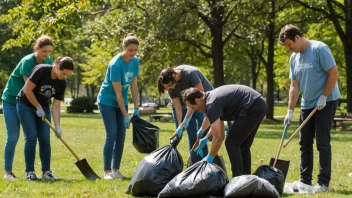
[
  {"left": 270, "top": 158, "right": 290, "bottom": 180},
  {"left": 75, "top": 158, "right": 101, "bottom": 180}
]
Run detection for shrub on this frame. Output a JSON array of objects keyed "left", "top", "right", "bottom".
[{"left": 67, "top": 96, "right": 97, "bottom": 113}]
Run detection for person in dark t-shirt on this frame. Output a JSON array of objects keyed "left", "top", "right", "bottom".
[
  {"left": 16, "top": 57, "right": 74, "bottom": 180},
  {"left": 183, "top": 85, "right": 267, "bottom": 177},
  {"left": 158, "top": 65, "right": 213, "bottom": 163}
]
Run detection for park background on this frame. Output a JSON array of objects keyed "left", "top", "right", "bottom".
[{"left": 1, "top": 0, "right": 352, "bottom": 197}]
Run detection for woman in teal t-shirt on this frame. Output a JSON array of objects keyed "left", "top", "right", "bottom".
[
  {"left": 2, "top": 35, "right": 53, "bottom": 180},
  {"left": 97, "top": 33, "right": 140, "bottom": 180}
]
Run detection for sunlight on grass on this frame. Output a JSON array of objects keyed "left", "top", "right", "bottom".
[{"left": 0, "top": 105, "right": 352, "bottom": 197}]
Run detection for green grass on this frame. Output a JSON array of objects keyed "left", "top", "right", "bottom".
[{"left": 1, "top": 105, "right": 352, "bottom": 197}]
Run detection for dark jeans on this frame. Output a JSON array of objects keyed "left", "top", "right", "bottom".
[
  {"left": 225, "top": 97, "right": 267, "bottom": 177},
  {"left": 299, "top": 100, "right": 338, "bottom": 187}
]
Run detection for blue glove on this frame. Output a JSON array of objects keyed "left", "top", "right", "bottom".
[
  {"left": 124, "top": 117, "right": 130, "bottom": 129},
  {"left": 133, "top": 108, "right": 140, "bottom": 117},
  {"left": 176, "top": 127, "right": 183, "bottom": 137},
  {"left": 184, "top": 116, "right": 192, "bottom": 129},
  {"left": 36, "top": 107, "right": 45, "bottom": 118},
  {"left": 55, "top": 126, "right": 62, "bottom": 137},
  {"left": 203, "top": 154, "right": 214, "bottom": 163},
  {"left": 197, "top": 129, "right": 203, "bottom": 138},
  {"left": 194, "top": 137, "right": 208, "bottom": 158}
]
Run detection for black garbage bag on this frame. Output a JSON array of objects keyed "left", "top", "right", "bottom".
[
  {"left": 158, "top": 161, "right": 229, "bottom": 198},
  {"left": 224, "top": 175, "right": 279, "bottom": 198},
  {"left": 131, "top": 115, "right": 160, "bottom": 153},
  {"left": 124, "top": 135, "right": 183, "bottom": 197},
  {"left": 253, "top": 165, "right": 285, "bottom": 195}
]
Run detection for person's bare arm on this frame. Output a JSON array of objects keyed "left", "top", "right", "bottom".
[
  {"left": 208, "top": 118, "right": 225, "bottom": 156},
  {"left": 130, "top": 76, "right": 139, "bottom": 108},
  {"left": 172, "top": 97, "right": 183, "bottom": 126},
  {"left": 51, "top": 99, "right": 61, "bottom": 126},
  {"left": 288, "top": 79, "right": 300, "bottom": 110},
  {"left": 23, "top": 80, "right": 41, "bottom": 109},
  {"left": 112, "top": 82, "right": 129, "bottom": 117},
  {"left": 322, "top": 66, "right": 339, "bottom": 96}
]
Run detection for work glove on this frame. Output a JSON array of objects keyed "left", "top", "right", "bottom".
[
  {"left": 36, "top": 107, "right": 45, "bottom": 119},
  {"left": 317, "top": 95, "right": 327, "bottom": 110},
  {"left": 124, "top": 117, "right": 130, "bottom": 129},
  {"left": 202, "top": 154, "right": 214, "bottom": 163},
  {"left": 197, "top": 129, "right": 203, "bottom": 139},
  {"left": 284, "top": 109, "right": 293, "bottom": 125},
  {"left": 194, "top": 137, "right": 208, "bottom": 158},
  {"left": 175, "top": 127, "right": 183, "bottom": 137},
  {"left": 184, "top": 116, "right": 192, "bottom": 129},
  {"left": 55, "top": 125, "right": 62, "bottom": 137},
  {"left": 133, "top": 108, "right": 140, "bottom": 117}
]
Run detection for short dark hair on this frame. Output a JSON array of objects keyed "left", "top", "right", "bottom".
[
  {"left": 182, "top": 87, "right": 204, "bottom": 105},
  {"left": 279, "top": 24, "right": 302, "bottom": 44},
  {"left": 157, "top": 68, "right": 176, "bottom": 94},
  {"left": 56, "top": 56, "right": 75, "bottom": 71}
]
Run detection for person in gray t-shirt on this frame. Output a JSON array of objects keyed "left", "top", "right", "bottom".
[
  {"left": 183, "top": 85, "right": 267, "bottom": 177},
  {"left": 158, "top": 65, "right": 213, "bottom": 163}
]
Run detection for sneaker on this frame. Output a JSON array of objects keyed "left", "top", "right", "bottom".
[
  {"left": 103, "top": 172, "right": 115, "bottom": 180},
  {"left": 314, "top": 183, "right": 329, "bottom": 192},
  {"left": 26, "top": 171, "right": 38, "bottom": 180},
  {"left": 113, "top": 171, "right": 126, "bottom": 179},
  {"left": 4, "top": 172, "right": 18, "bottom": 181},
  {"left": 42, "top": 170, "right": 58, "bottom": 180}
]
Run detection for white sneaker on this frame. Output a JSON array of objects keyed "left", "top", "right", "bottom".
[
  {"left": 42, "top": 170, "right": 58, "bottom": 180},
  {"left": 104, "top": 171, "right": 126, "bottom": 180},
  {"left": 4, "top": 172, "right": 18, "bottom": 181},
  {"left": 314, "top": 183, "right": 329, "bottom": 192}
]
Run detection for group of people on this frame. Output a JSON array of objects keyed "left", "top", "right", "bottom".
[{"left": 3, "top": 24, "right": 340, "bottom": 193}]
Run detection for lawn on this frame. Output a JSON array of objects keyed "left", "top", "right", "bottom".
[{"left": 1, "top": 105, "right": 352, "bottom": 197}]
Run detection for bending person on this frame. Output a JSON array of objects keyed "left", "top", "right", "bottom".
[
  {"left": 16, "top": 57, "right": 74, "bottom": 180},
  {"left": 158, "top": 65, "right": 213, "bottom": 163},
  {"left": 183, "top": 85, "right": 267, "bottom": 177}
]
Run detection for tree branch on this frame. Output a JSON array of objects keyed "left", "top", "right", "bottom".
[{"left": 170, "top": 37, "right": 212, "bottom": 57}]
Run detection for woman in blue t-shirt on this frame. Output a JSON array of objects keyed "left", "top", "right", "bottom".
[
  {"left": 97, "top": 34, "right": 140, "bottom": 180},
  {"left": 16, "top": 57, "right": 74, "bottom": 180}
]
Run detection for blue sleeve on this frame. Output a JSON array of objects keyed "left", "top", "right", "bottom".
[
  {"left": 110, "top": 63, "right": 122, "bottom": 82},
  {"left": 318, "top": 46, "right": 336, "bottom": 71}
]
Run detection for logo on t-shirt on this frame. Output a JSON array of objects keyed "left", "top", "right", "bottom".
[
  {"left": 40, "top": 85, "right": 56, "bottom": 98},
  {"left": 296, "top": 63, "right": 313, "bottom": 72}
]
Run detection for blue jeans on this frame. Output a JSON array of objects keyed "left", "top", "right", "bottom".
[
  {"left": 99, "top": 103, "right": 127, "bottom": 170},
  {"left": 172, "top": 107, "right": 208, "bottom": 163},
  {"left": 3, "top": 101, "right": 21, "bottom": 172},
  {"left": 16, "top": 102, "right": 51, "bottom": 172}
]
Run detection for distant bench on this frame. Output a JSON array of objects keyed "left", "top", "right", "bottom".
[
  {"left": 333, "top": 117, "right": 352, "bottom": 130},
  {"left": 149, "top": 112, "right": 173, "bottom": 122}
]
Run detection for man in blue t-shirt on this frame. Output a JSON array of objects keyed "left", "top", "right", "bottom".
[{"left": 279, "top": 24, "right": 341, "bottom": 192}]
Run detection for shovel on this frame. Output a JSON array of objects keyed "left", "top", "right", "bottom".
[
  {"left": 283, "top": 106, "right": 318, "bottom": 148},
  {"left": 269, "top": 123, "right": 290, "bottom": 180},
  {"left": 44, "top": 119, "right": 100, "bottom": 180}
]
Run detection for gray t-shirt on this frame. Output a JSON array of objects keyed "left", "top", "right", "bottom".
[
  {"left": 169, "top": 65, "right": 213, "bottom": 107},
  {"left": 205, "top": 84, "right": 262, "bottom": 124}
]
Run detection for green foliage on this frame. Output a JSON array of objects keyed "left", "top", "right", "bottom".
[{"left": 66, "top": 96, "right": 97, "bottom": 113}]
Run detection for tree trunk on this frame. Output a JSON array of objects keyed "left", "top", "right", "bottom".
[{"left": 211, "top": 30, "right": 225, "bottom": 87}]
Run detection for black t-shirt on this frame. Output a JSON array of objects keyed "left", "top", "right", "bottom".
[
  {"left": 205, "top": 84, "right": 262, "bottom": 124},
  {"left": 168, "top": 65, "right": 213, "bottom": 107},
  {"left": 17, "top": 64, "right": 66, "bottom": 107}
]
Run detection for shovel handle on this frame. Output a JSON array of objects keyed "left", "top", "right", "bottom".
[
  {"left": 283, "top": 106, "right": 318, "bottom": 148},
  {"left": 273, "top": 123, "right": 289, "bottom": 168},
  {"left": 44, "top": 119, "right": 80, "bottom": 161}
]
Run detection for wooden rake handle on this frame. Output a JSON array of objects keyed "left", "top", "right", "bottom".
[
  {"left": 44, "top": 118, "right": 80, "bottom": 161},
  {"left": 283, "top": 106, "right": 318, "bottom": 148},
  {"left": 273, "top": 123, "right": 289, "bottom": 168}
]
